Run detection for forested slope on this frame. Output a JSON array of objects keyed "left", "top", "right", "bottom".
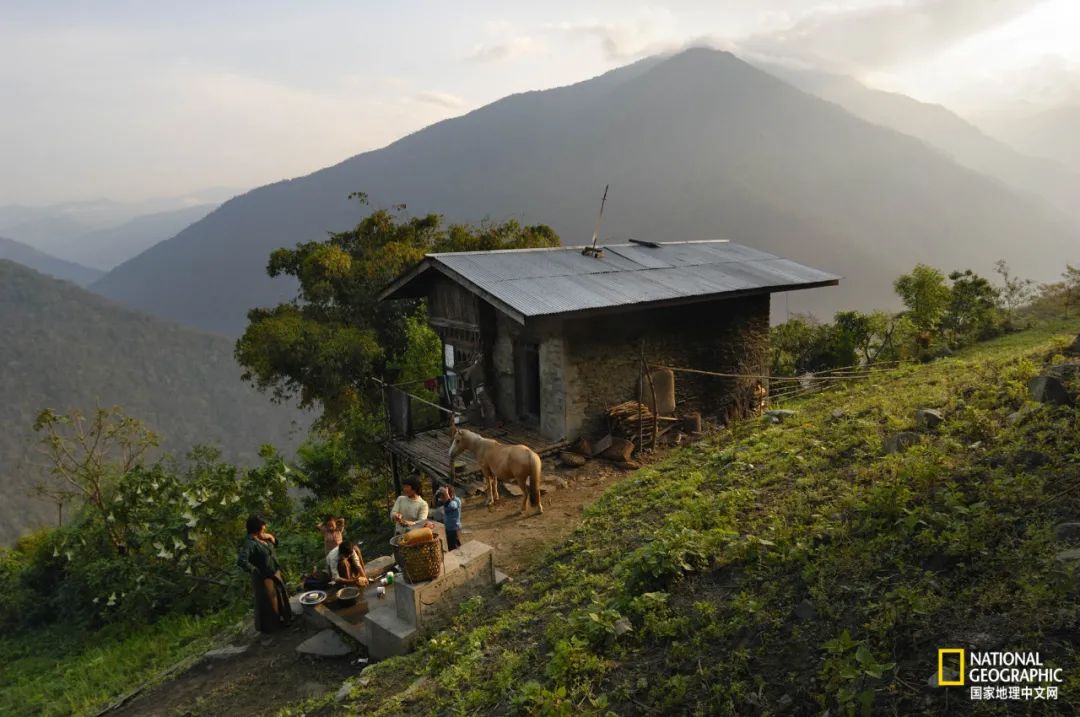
[{"left": 0, "top": 260, "right": 305, "bottom": 544}]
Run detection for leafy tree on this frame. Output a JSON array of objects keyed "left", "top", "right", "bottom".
[
  {"left": 893, "top": 264, "right": 950, "bottom": 333},
  {"left": 1064, "top": 265, "right": 1080, "bottom": 318},
  {"left": 33, "top": 407, "right": 159, "bottom": 551},
  {"left": 236, "top": 195, "right": 559, "bottom": 437},
  {"left": 944, "top": 270, "right": 1000, "bottom": 341},
  {"left": 770, "top": 316, "right": 819, "bottom": 376},
  {"left": 770, "top": 315, "right": 856, "bottom": 376},
  {"left": 833, "top": 310, "right": 900, "bottom": 365},
  {"left": 22, "top": 407, "right": 293, "bottom": 626},
  {"left": 993, "top": 260, "right": 1034, "bottom": 325}
]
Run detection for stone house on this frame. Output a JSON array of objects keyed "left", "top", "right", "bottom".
[{"left": 379, "top": 240, "right": 838, "bottom": 442}]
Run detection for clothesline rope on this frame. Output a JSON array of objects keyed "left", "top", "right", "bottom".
[{"left": 651, "top": 362, "right": 899, "bottom": 383}]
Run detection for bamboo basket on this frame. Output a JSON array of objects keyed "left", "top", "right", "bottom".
[{"left": 390, "top": 535, "right": 444, "bottom": 583}]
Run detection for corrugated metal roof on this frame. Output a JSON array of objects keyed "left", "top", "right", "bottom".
[{"left": 381, "top": 240, "right": 839, "bottom": 322}]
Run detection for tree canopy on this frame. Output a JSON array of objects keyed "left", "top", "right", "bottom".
[
  {"left": 235, "top": 196, "right": 560, "bottom": 430},
  {"left": 893, "top": 264, "right": 950, "bottom": 333}
]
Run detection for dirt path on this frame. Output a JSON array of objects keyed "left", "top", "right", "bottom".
[
  {"left": 105, "top": 458, "right": 641, "bottom": 717},
  {"left": 108, "top": 621, "right": 355, "bottom": 717},
  {"left": 457, "top": 459, "right": 634, "bottom": 574}
]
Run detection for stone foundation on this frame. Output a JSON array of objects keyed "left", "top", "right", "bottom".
[
  {"left": 358, "top": 540, "right": 498, "bottom": 660},
  {"left": 563, "top": 295, "right": 770, "bottom": 438}
]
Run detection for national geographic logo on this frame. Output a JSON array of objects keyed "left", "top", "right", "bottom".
[
  {"left": 938, "top": 648, "right": 965, "bottom": 686},
  {"left": 937, "top": 648, "right": 1064, "bottom": 702}
]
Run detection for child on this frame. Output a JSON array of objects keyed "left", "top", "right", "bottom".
[
  {"left": 438, "top": 485, "right": 462, "bottom": 551},
  {"left": 320, "top": 516, "right": 345, "bottom": 555}
]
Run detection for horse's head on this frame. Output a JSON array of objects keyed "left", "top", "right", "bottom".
[{"left": 449, "top": 427, "right": 472, "bottom": 460}]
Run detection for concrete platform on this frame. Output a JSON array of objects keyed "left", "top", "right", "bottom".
[
  {"left": 326, "top": 540, "right": 498, "bottom": 661},
  {"left": 394, "top": 541, "right": 494, "bottom": 627},
  {"left": 364, "top": 604, "right": 418, "bottom": 659}
]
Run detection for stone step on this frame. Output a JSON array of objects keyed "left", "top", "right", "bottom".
[
  {"left": 296, "top": 628, "right": 355, "bottom": 657},
  {"left": 365, "top": 555, "right": 395, "bottom": 579},
  {"left": 363, "top": 603, "right": 418, "bottom": 660}
]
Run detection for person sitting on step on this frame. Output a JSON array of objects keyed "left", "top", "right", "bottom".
[{"left": 327, "top": 538, "right": 368, "bottom": 588}]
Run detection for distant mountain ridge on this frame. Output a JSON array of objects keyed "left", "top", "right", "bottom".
[
  {"left": 979, "top": 104, "right": 1080, "bottom": 175},
  {"left": 0, "top": 259, "right": 306, "bottom": 545},
  {"left": 50, "top": 204, "right": 218, "bottom": 270},
  {"left": 0, "top": 237, "right": 103, "bottom": 286},
  {"left": 0, "top": 190, "right": 234, "bottom": 264},
  {"left": 92, "top": 49, "right": 1078, "bottom": 334},
  {"left": 757, "top": 62, "right": 1080, "bottom": 222}
]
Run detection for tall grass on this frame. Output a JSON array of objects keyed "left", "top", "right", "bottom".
[{"left": 0, "top": 607, "right": 243, "bottom": 717}]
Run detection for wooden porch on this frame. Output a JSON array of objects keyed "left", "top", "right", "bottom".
[{"left": 386, "top": 422, "right": 566, "bottom": 485}]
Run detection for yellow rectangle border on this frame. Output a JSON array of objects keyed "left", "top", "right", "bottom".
[{"left": 938, "top": 648, "right": 965, "bottom": 686}]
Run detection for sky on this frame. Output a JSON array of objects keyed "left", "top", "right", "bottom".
[{"left": 2, "top": 0, "right": 1078, "bottom": 206}]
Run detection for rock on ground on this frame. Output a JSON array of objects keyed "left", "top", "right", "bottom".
[
  {"left": 204, "top": 645, "right": 249, "bottom": 659},
  {"left": 884, "top": 431, "right": 921, "bottom": 454},
  {"left": 1055, "top": 523, "right": 1080, "bottom": 541},
  {"left": 914, "top": 408, "right": 944, "bottom": 430},
  {"left": 559, "top": 451, "right": 588, "bottom": 468},
  {"left": 296, "top": 629, "right": 354, "bottom": 657},
  {"left": 1006, "top": 405, "right": 1039, "bottom": 425},
  {"left": 1030, "top": 364, "right": 1080, "bottom": 406}
]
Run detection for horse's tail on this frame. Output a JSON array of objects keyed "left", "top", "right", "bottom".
[{"left": 528, "top": 450, "right": 542, "bottom": 506}]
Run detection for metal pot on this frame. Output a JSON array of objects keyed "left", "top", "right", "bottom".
[
  {"left": 335, "top": 586, "right": 361, "bottom": 606},
  {"left": 298, "top": 590, "right": 327, "bottom": 615}
]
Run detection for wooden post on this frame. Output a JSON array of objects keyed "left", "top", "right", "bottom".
[
  {"left": 643, "top": 353, "right": 659, "bottom": 450},
  {"left": 390, "top": 452, "right": 402, "bottom": 497},
  {"left": 637, "top": 340, "right": 644, "bottom": 454},
  {"left": 380, "top": 379, "right": 403, "bottom": 496}
]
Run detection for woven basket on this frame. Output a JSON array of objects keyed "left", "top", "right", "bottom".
[{"left": 390, "top": 535, "right": 443, "bottom": 583}]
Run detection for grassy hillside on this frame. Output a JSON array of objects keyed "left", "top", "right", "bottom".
[
  {"left": 0, "top": 608, "right": 243, "bottom": 717},
  {"left": 0, "top": 260, "right": 306, "bottom": 544},
  {"left": 289, "top": 324, "right": 1080, "bottom": 716}
]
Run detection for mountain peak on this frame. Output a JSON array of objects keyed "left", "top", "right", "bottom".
[{"left": 93, "top": 51, "right": 1075, "bottom": 335}]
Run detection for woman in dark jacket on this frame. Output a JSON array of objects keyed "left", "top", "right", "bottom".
[{"left": 236, "top": 514, "right": 293, "bottom": 633}]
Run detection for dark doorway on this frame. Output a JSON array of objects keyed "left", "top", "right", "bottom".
[{"left": 516, "top": 341, "right": 541, "bottom": 422}]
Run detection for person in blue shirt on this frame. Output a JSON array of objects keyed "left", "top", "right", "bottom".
[{"left": 436, "top": 484, "right": 462, "bottom": 551}]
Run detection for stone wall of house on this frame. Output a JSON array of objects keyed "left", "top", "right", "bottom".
[
  {"left": 538, "top": 333, "right": 567, "bottom": 439},
  {"left": 491, "top": 312, "right": 517, "bottom": 421},
  {"left": 488, "top": 313, "right": 567, "bottom": 438},
  {"left": 562, "top": 295, "right": 771, "bottom": 439}
]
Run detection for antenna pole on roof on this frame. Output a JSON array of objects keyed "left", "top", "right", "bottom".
[{"left": 581, "top": 184, "right": 608, "bottom": 259}]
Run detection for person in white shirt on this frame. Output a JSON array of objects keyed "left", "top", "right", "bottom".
[
  {"left": 390, "top": 476, "right": 430, "bottom": 535},
  {"left": 326, "top": 539, "right": 368, "bottom": 587}
]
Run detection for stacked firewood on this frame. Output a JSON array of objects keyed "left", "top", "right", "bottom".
[{"left": 607, "top": 400, "right": 657, "bottom": 445}]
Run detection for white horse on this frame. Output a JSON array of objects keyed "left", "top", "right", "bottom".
[{"left": 448, "top": 426, "right": 543, "bottom": 515}]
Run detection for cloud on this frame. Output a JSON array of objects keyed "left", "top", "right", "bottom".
[
  {"left": 1007, "top": 55, "right": 1080, "bottom": 105},
  {"left": 546, "top": 6, "right": 678, "bottom": 62},
  {"left": 740, "top": 0, "right": 1048, "bottom": 72},
  {"left": 466, "top": 35, "right": 541, "bottom": 63},
  {"left": 413, "top": 91, "right": 467, "bottom": 110}
]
